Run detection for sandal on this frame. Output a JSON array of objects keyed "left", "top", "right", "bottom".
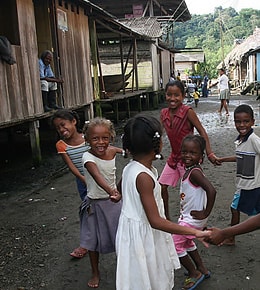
[
  {"left": 70, "top": 247, "right": 88, "bottom": 258},
  {"left": 184, "top": 271, "right": 211, "bottom": 279},
  {"left": 182, "top": 274, "right": 205, "bottom": 290}
]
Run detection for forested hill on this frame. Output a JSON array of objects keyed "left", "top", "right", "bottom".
[{"left": 173, "top": 6, "right": 260, "bottom": 77}]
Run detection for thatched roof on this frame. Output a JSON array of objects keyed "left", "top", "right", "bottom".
[{"left": 224, "top": 27, "right": 260, "bottom": 66}]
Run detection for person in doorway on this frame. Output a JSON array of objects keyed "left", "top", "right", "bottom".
[
  {"left": 210, "top": 68, "right": 230, "bottom": 115},
  {"left": 39, "top": 50, "right": 63, "bottom": 111}
]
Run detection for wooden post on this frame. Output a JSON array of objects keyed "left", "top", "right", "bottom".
[
  {"left": 126, "top": 99, "right": 130, "bottom": 118},
  {"left": 133, "top": 38, "right": 139, "bottom": 90},
  {"left": 120, "top": 35, "right": 126, "bottom": 94},
  {"left": 89, "top": 18, "right": 101, "bottom": 116},
  {"left": 112, "top": 101, "right": 119, "bottom": 123},
  {"left": 83, "top": 104, "right": 94, "bottom": 122},
  {"left": 29, "top": 120, "right": 41, "bottom": 167}
]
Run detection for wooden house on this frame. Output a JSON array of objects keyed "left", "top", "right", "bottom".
[
  {"left": 0, "top": 0, "right": 148, "bottom": 166},
  {"left": 222, "top": 28, "right": 260, "bottom": 94},
  {"left": 174, "top": 48, "right": 206, "bottom": 81},
  {"left": 90, "top": 0, "right": 191, "bottom": 90}
]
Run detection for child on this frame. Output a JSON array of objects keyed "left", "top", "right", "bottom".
[
  {"left": 159, "top": 80, "right": 219, "bottom": 220},
  {"left": 173, "top": 135, "right": 216, "bottom": 290},
  {"left": 81, "top": 117, "right": 123, "bottom": 288},
  {"left": 193, "top": 87, "right": 200, "bottom": 108},
  {"left": 218, "top": 104, "right": 260, "bottom": 245},
  {"left": 52, "top": 109, "right": 89, "bottom": 259},
  {"left": 208, "top": 214, "right": 260, "bottom": 245},
  {"left": 116, "top": 114, "right": 210, "bottom": 290}
]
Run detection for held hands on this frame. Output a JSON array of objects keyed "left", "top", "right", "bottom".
[
  {"left": 208, "top": 153, "right": 222, "bottom": 166},
  {"left": 110, "top": 188, "right": 122, "bottom": 202},
  {"left": 204, "top": 228, "right": 225, "bottom": 246},
  {"left": 195, "top": 229, "right": 211, "bottom": 248}
]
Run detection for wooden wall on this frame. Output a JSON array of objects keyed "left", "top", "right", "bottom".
[
  {"left": 0, "top": 0, "right": 94, "bottom": 128},
  {"left": 56, "top": 0, "right": 93, "bottom": 107},
  {"left": 0, "top": 0, "right": 41, "bottom": 125},
  {"left": 98, "top": 40, "right": 158, "bottom": 90},
  {"left": 161, "top": 49, "right": 171, "bottom": 88}
]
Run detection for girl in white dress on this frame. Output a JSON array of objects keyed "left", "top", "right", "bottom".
[{"left": 116, "top": 114, "right": 210, "bottom": 290}]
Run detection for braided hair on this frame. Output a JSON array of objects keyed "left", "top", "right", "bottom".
[
  {"left": 122, "top": 114, "right": 163, "bottom": 158},
  {"left": 181, "top": 134, "right": 206, "bottom": 157}
]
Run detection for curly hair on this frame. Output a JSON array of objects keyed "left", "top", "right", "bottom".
[{"left": 82, "top": 117, "right": 116, "bottom": 142}]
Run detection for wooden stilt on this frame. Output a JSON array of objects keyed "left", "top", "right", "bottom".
[{"left": 29, "top": 120, "right": 41, "bottom": 167}]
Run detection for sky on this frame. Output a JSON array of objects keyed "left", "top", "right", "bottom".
[{"left": 185, "top": 0, "right": 260, "bottom": 15}]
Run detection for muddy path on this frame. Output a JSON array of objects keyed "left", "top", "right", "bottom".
[{"left": 1, "top": 93, "right": 260, "bottom": 290}]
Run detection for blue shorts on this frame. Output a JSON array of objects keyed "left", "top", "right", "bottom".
[{"left": 231, "top": 188, "right": 260, "bottom": 216}]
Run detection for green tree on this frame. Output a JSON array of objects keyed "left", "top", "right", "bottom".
[{"left": 173, "top": 7, "right": 260, "bottom": 77}]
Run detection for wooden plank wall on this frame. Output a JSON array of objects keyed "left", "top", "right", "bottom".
[
  {"left": 161, "top": 49, "right": 171, "bottom": 88},
  {"left": 0, "top": 0, "right": 41, "bottom": 125},
  {"left": 56, "top": 0, "right": 93, "bottom": 107}
]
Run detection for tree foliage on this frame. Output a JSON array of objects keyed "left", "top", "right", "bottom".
[{"left": 173, "top": 7, "right": 260, "bottom": 78}]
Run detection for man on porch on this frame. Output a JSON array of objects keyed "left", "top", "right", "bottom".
[{"left": 39, "top": 50, "right": 63, "bottom": 112}]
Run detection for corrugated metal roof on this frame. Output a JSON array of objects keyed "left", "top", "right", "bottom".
[
  {"left": 89, "top": 0, "right": 191, "bottom": 22},
  {"left": 119, "top": 17, "right": 162, "bottom": 38}
]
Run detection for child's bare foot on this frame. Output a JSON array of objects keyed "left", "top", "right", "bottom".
[
  {"left": 87, "top": 275, "right": 100, "bottom": 288},
  {"left": 222, "top": 237, "right": 235, "bottom": 245}
]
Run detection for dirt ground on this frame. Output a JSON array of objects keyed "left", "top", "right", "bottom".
[{"left": 1, "top": 93, "right": 260, "bottom": 290}]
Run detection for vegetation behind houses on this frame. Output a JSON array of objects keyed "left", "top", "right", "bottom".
[{"left": 173, "top": 6, "right": 260, "bottom": 78}]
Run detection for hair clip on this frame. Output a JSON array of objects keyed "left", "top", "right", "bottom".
[
  {"left": 155, "top": 154, "right": 163, "bottom": 160},
  {"left": 154, "top": 132, "right": 160, "bottom": 138},
  {"left": 85, "top": 120, "right": 90, "bottom": 124}
]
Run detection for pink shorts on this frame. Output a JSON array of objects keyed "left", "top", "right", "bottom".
[
  {"left": 173, "top": 221, "right": 198, "bottom": 257},
  {"left": 158, "top": 162, "right": 185, "bottom": 187}
]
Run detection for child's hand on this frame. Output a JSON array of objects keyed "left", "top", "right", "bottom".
[
  {"left": 214, "top": 156, "right": 222, "bottom": 166},
  {"left": 195, "top": 230, "right": 210, "bottom": 248},
  {"left": 190, "top": 210, "right": 207, "bottom": 220},
  {"left": 205, "top": 227, "right": 225, "bottom": 246},
  {"left": 197, "top": 237, "right": 210, "bottom": 248},
  {"left": 110, "top": 189, "right": 122, "bottom": 202},
  {"left": 208, "top": 153, "right": 221, "bottom": 166}
]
